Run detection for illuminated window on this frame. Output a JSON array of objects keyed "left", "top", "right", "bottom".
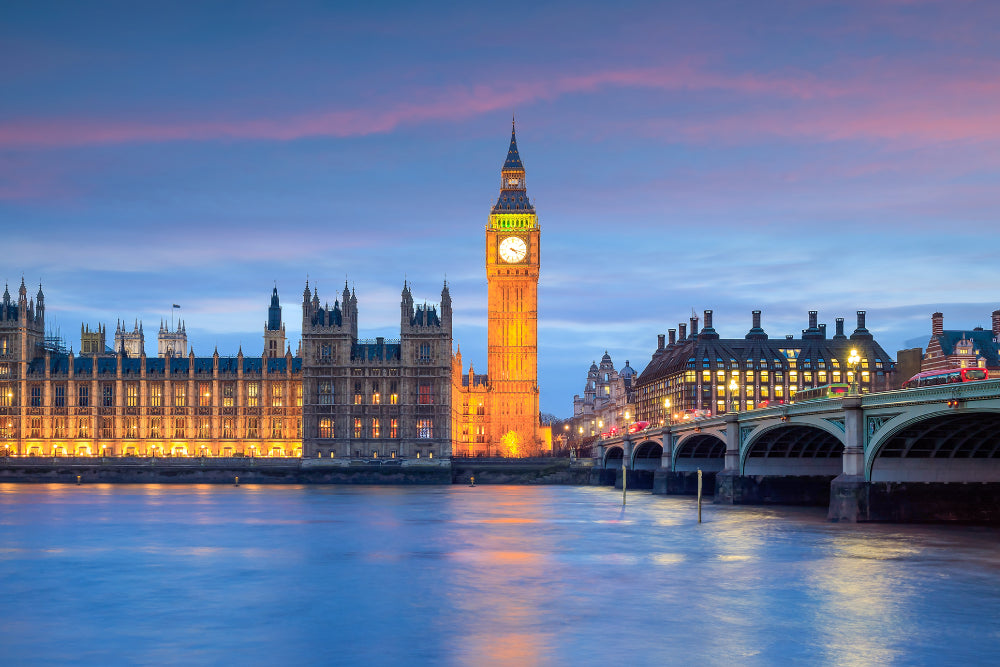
[
  {"left": 53, "top": 417, "right": 66, "bottom": 438},
  {"left": 418, "top": 383, "right": 433, "bottom": 405},
  {"left": 0, "top": 384, "right": 15, "bottom": 407},
  {"left": 223, "top": 418, "right": 234, "bottom": 439},
  {"left": 417, "top": 419, "right": 433, "bottom": 439},
  {"left": 30, "top": 417, "right": 41, "bottom": 438},
  {"left": 247, "top": 382, "right": 259, "bottom": 407},
  {"left": 221, "top": 382, "right": 234, "bottom": 407},
  {"left": 101, "top": 417, "right": 113, "bottom": 439},
  {"left": 150, "top": 417, "right": 162, "bottom": 439},
  {"left": 174, "top": 384, "right": 186, "bottom": 407},
  {"left": 271, "top": 418, "right": 281, "bottom": 439},
  {"left": 354, "top": 381, "right": 362, "bottom": 405},
  {"left": 372, "top": 418, "right": 381, "bottom": 439},
  {"left": 271, "top": 384, "right": 283, "bottom": 407},
  {"left": 199, "top": 418, "right": 211, "bottom": 439},
  {"left": 247, "top": 417, "right": 259, "bottom": 438},
  {"left": 318, "top": 381, "right": 333, "bottom": 405},
  {"left": 390, "top": 418, "right": 399, "bottom": 439},
  {"left": 319, "top": 418, "right": 333, "bottom": 439},
  {"left": 353, "top": 418, "right": 362, "bottom": 438},
  {"left": 174, "top": 417, "right": 186, "bottom": 439},
  {"left": 126, "top": 383, "right": 138, "bottom": 408},
  {"left": 296, "top": 384, "right": 302, "bottom": 407},
  {"left": 77, "top": 417, "right": 90, "bottom": 438},
  {"left": 125, "top": 417, "right": 138, "bottom": 439},
  {"left": 775, "top": 386, "right": 784, "bottom": 398},
  {"left": 199, "top": 382, "right": 211, "bottom": 407},
  {"left": 150, "top": 383, "right": 162, "bottom": 407},
  {"left": 371, "top": 382, "right": 381, "bottom": 405},
  {"left": 390, "top": 382, "right": 398, "bottom": 405},
  {"left": 55, "top": 385, "right": 66, "bottom": 407}
]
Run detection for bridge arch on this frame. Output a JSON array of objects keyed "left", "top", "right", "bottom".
[
  {"left": 741, "top": 422, "right": 845, "bottom": 476},
  {"left": 603, "top": 445, "right": 623, "bottom": 470},
  {"left": 631, "top": 440, "right": 663, "bottom": 470},
  {"left": 673, "top": 433, "right": 726, "bottom": 472},
  {"left": 866, "top": 409, "right": 1000, "bottom": 482}
]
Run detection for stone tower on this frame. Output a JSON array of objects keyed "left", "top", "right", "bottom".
[
  {"left": 114, "top": 320, "right": 145, "bottom": 357},
  {"left": 80, "top": 323, "right": 106, "bottom": 356},
  {"left": 158, "top": 320, "right": 187, "bottom": 357},
  {"left": 485, "top": 119, "right": 541, "bottom": 453},
  {"left": 264, "top": 285, "right": 286, "bottom": 358}
]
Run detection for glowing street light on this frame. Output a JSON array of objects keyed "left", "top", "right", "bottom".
[
  {"left": 663, "top": 398, "right": 671, "bottom": 425},
  {"left": 848, "top": 348, "right": 862, "bottom": 395},
  {"left": 729, "top": 377, "right": 739, "bottom": 413}
]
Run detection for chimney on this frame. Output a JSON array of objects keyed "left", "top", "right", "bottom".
[
  {"left": 752, "top": 310, "right": 761, "bottom": 330},
  {"left": 931, "top": 312, "right": 944, "bottom": 336},
  {"left": 819, "top": 323, "right": 827, "bottom": 338},
  {"left": 808, "top": 311, "right": 818, "bottom": 329},
  {"left": 657, "top": 334, "right": 665, "bottom": 351},
  {"left": 689, "top": 316, "right": 699, "bottom": 338},
  {"left": 668, "top": 329, "right": 676, "bottom": 345},
  {"left": 993, "top": 310, "right": 1000, "bottom": 337},
  {"left": 679, "top": 323, "right": 687, "bottom": 341},
  {"left": 704, "top": 310, "right": 713, "bottom": 329},
  {"left": 834, "top": 318, "right": 846, "bottom": 339},
  {"left": 857, "top": 310, "right": 867, "bottom": 331}
]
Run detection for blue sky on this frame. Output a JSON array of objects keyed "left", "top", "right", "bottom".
[{"left": 2, "top": 1, "right": 999, "bottom": 415}]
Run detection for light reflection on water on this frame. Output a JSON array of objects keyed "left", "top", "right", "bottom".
[{"left": 1, "top": 483, "right": 999, "bottom": 665}]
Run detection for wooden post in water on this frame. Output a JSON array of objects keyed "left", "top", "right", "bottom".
[
  {"left": 234, "top": 476, "right": 239, "bottom": 487},
  {"left": 697, "top": 468, "right": 703, "bottom": 523},
  {"left": 76, "top": 475, "right": 81, "bottom": 486}
]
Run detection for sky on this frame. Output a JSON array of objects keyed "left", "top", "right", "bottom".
[{"left": 2, "top": 0, "right": 999, "bottom": 416}]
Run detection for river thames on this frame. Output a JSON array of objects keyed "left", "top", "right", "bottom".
[{"left": 1, "top": 484, "right": 998, "bottom": 665}]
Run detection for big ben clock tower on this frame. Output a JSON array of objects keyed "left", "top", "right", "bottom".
[{"left": 486, "top": 120, "right": 540, "bottom": 452}]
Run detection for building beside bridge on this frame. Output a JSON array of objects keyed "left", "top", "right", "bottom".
[
  {"left": 633, "top": 309, "right": 896, "bottom": 424},
  {"left": 921, "top": 310, "right": 1000, "bottom": 375}
]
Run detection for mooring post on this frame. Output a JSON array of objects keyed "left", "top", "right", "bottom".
[
  {"left": 697, "top": 468, "right": 703, "bottom": 523},
  {"left": 234, "top": 476, "right": 239, "bottom": 487}
]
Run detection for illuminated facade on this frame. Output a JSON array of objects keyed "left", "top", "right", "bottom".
[
  {"left": 0, "top": 281, "right": 302, "bottom": 457},
  {"left": 571, "top": 352, "right": 636, "bottom": 436},
  {"left": 300, "top": 280, "right": 453, "bottom": 460},
  {"left": 452, "top": 122, "right": 543, "bottom": 456},
  {"left": 634, "top": 309, "right": 897, "bottom": 424}
]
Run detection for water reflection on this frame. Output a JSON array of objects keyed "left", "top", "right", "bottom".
[{"left": 0, "top": 484, "right": 998, "bottom": 664}]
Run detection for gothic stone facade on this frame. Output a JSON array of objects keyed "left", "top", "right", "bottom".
[
  {"left": 0, "top": 280, "right": 303, "bottom": 457},
  {"left": 300, "top": 281, "right": 452, "bottom": 460},
  {"left": 452, "top": 122, "right": 544, "bottom": 456}
]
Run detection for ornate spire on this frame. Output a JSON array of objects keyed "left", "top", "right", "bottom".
[{"left": 493, "top": 120, "right": 533, "bottom": 214}]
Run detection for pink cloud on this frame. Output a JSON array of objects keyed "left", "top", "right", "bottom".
[{"left": 2, "top": 60, "right": 1000, "bottom": 149}]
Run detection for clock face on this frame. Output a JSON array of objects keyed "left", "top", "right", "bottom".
[
  {"left": 507, "top": 177, "right": 521, "bottom": 187},
  {"left": 498, "top": 236, "right": 527, "bottom": 263}
]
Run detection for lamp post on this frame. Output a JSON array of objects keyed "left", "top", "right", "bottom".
[
  {"left": 729, "top": 377, "right": 739, "bottom": 413},
  {"left": 622, "top": 410, "right": 631, "bottom": 506},
  {"left": 848, "top": 348, "right": 861, "bottom": 396},
  {"left": 663, "top": 398, "right": 671, "bottom": 425}
]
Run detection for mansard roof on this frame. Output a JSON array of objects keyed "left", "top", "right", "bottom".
[
  {"left": 493, "top": 190, "right": 534, "bottom": 213},
  {"left": 637, "top": 334, "right": 896, "bottom": 387},
  {"left": 933, "top": 329, "right": 1000, "bottom": 365}
]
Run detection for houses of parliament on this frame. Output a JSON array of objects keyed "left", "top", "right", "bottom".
[{"left": 0, "top": 126, "right": 546, "bottom": 459}]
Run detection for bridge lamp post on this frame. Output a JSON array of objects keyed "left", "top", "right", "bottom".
[
  {"left": 622, "top": 410, "right": 632, "bottom": 506},
  {"left": 663, "top": 398, "right": 671, "bottom": 425},
  {"left": 848, "top": 348, "right": 861, "bottom": 396},
  {"left": 729, "top": 378, "right": 739, "bottom": 413}
]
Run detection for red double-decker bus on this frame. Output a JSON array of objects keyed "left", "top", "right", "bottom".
[{"left": 902, "top": 368, "right": 989, "bottom": 389}]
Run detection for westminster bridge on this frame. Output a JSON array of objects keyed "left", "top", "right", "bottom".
[{"left": 594, "top": 380, "right": 1000, "bottom": 522}]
